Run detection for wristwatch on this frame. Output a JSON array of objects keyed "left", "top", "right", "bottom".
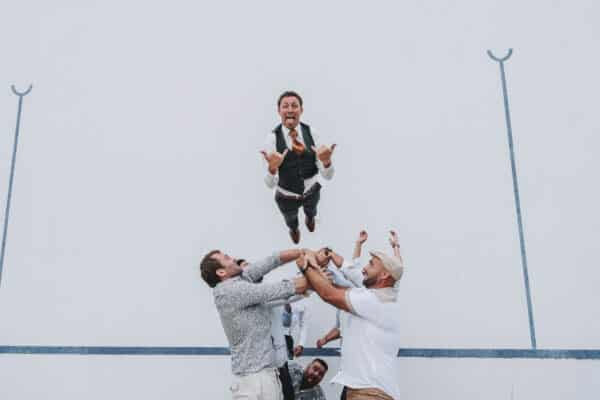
[{"left": 300, "top": 263, "right": 315, "bottom": 275}]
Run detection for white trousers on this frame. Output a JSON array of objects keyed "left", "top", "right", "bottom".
[{"left": 230, "top": 368, "right": 283, "bottom": 400}]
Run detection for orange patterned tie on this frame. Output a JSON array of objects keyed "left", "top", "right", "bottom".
[{"left": 289, "top": 129, "right": 305, "bottom": 154}]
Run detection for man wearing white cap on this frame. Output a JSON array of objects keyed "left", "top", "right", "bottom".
[{"left": 297, "top": 242, "right": 404, "bottom": 400}]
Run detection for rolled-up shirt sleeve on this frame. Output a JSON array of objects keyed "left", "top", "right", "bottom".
[{"left": 319, "top": 163, "right": 335, "bottom": 180}]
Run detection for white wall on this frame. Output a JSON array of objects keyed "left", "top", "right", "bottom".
[{"left": 0, "top": 1, "right": 599, "bottom": 398}]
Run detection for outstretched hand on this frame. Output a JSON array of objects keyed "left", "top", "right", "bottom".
[
  {"left": 311, "top": 144, "right": 336, "bottom": 166},
  {"left": 389, "top": 230, "right": 399, "bottom": 248},
  {"left": 357, "top": 230, "right": 368, "bottom": 244},
  {"left": 260, "top": 149, "right": 289, "bottom": 174},
  {"left": 293, "top": 345, "right": 304, "bottom": 357}
]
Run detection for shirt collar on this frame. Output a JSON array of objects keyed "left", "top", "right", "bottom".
[{"left": 282, "top": 123, "right": 302, "bottom": 136}]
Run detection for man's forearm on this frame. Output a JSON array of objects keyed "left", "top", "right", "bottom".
[
  {"left": 303, "top": 266, "right": 351, "bottom": 312},
  {"left": 279, "top": 248, "right": 304, "bottom": 264},
  {"left": 352, "top": 241, "right": 362, "bottom": 259},
  {"left": 323, "top": 328, "right": 341, "bottom": 343},
  {"left": 330, "top": 252, "right": 344, "bottom": 268}
]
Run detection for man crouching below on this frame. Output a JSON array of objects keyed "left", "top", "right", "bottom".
[{"left": 288, "top": 358, "right": 329, "bottom": 400}]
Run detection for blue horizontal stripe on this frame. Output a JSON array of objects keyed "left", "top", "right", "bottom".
[{"left": 1, "top": 346, "right": 599, "bottom": 359}]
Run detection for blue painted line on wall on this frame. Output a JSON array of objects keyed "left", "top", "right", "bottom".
[{"left": 1, "top": 346, "right": 599, "bottom": 359}]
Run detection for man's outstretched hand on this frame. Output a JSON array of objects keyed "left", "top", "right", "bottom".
[
  {"left": 389, "top": 230, "right": 399, "bottom": 248},
  {"left": 311, "top": 144, "right": 336, "bottom": 167},
  {"left": 260, "top": 149, "right": 289, "bottom": 175},
  {"left": 357, "top": 230, "right": 368, "bottom": 244},
  {"left": 293, "top": 345, "right": 304, "bottom": 357}
]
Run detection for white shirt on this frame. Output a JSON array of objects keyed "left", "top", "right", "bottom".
[
  {"left": 331, "top": 287, "right": 401, "bottom": 399},
  {"left": 263, "top": 123, "right": 334, "bottom": 197},
  {"left": 285, "top": 299, "right": 308, "bottom": 349},
  {"left": 267, "top": 295, "right": 306, "bottom": 367}
]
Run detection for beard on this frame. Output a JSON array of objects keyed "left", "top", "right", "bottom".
[{"left": 362, "top": 276, "right": 377, "bottom": 288}]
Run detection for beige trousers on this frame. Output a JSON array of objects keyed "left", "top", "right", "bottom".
[
  {"left": 230, "top": 368, "right": 283, "bottom": 400},
  {"left": 347, "top": 387, "right": 394, "bottom": 400}
]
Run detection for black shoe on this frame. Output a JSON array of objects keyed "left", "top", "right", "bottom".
[
  {"left": 305, "top": 216, "right": 315, "bottom": 232},
  {"left": 290, "top": 229, "right": 301, "bottom": 244}
]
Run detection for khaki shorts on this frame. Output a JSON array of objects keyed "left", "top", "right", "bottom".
[
  {"left": 347, "top": 387, "right": 394, "bottom": 400},
  {"left": 230, "top": 368, "right": 283, "bottom": 400}
]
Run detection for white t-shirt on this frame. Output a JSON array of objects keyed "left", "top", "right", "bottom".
[{"left": 331, "top": 287, "right": 401, "bottom": 399}]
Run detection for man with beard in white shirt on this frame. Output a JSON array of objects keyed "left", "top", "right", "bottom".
[{"left": 297, "top": 239, "right": 404, "bottom": 400}]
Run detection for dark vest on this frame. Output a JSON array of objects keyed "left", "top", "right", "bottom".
[{"left": 273, "top": 123, "right": 318, "bottom": 194}]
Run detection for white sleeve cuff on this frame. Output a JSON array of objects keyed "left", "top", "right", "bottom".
[
  {"left": 264, "top": 172, "right": 278, "bottom": 188},
  {"left": 320, "top": 163, "right": 334, "bottom": 180}
]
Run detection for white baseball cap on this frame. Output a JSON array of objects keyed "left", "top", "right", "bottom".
[{"left": 369, "top": 250, "right": 404, "bottom": 281}]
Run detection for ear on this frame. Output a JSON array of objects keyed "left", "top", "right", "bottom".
[
  {"left": 378, "top": 269, "right": 392, "bottom": 283},
  {"left": 215, "top": 268, "right": 227, "bottom": 279}
]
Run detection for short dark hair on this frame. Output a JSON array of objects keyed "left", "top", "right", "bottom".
[
  {"left": 312, "top": 358, "right": 329, "bottom": 372},
  {"left": 277, "top": 91, "right": 303, "bottom": 108},
  {"left": 200, "top": 250, "right": 222, "bottom": 288}
]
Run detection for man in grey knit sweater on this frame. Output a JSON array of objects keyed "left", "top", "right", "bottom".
[{"left": 200, "top": 248, "right": 310, "bottom": 400}]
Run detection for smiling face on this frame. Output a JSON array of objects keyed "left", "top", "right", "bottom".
[
  {"left": 361, "top": 255, "right": 389, "bottom": 288},
  {"left": 278, "top": 95, "right": 303, "bottom": 129},
  {"left": 303, "top": 359, "right": 327, "bottom": 388}
]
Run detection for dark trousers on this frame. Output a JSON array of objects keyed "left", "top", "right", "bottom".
[
  {"left": 340, "top": 386, "right": 347, "bottom": 400},
  {"left": 285, "top": 335, "right": 294, "bottom": 360},
  {"left": 275, "top": 183, "right": 321, "bottom": 231},
  {"left": 278, "top": 362, "right": 296, "bottom": 400}
]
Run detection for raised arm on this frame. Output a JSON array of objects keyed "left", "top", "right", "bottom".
[
  {"left": 389, "top": 230, "right": 401, "bottom": 258},
  {"left": 353, "top": 230, "right": 368, "bottom": 259},
  {"left": 261, "top": 134, "right": 287, "bottom": 188},
  {"left": 310, "top": 131, "right": 336, "bottom": 179},
  {"left": 242, "top": 249, "right": 304, "bottom": 282},
  {"left": 329, "top": 250, "right": 344, "bottom": 268},
  {"left": 316, "top": 327, "right": 341, "bottom": 348}
]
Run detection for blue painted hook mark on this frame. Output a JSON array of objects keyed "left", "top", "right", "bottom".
[
  {"left": 487, "top": 50, "right": 537, "bottom": 349},
  {"left": 11, "top": 84, "right": 33, "bottom": 97},
  {"left": 0, "top": 84, "right": 33, "bottom": 287},
  {"left": 487, "top": 49, "right": 513, "bottom": 63}
]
